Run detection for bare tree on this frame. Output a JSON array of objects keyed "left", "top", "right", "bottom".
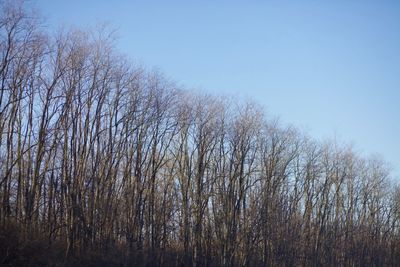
[{"left": 0, "top": 2, "right": 399, "bottom": 266}]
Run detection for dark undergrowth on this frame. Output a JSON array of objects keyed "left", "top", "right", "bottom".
[{"left": 0, "top": 223, "right": 184, "bottom": 267}]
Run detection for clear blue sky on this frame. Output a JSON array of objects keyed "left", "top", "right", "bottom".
[{"left": 34, "top": 0, "right": 400, "bottom": 179}]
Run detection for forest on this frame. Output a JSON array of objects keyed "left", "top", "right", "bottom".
[{"left": 1, "top": 2, "right": 400, "bottom": 266}]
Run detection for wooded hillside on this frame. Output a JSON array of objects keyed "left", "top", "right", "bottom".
[{"left": 1, "top": 2, "right": 400, "bottom": 266}]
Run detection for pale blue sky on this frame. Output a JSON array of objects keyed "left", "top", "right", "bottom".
[{"left": 35, "top": 0, "right": 400, "bottom": 179}]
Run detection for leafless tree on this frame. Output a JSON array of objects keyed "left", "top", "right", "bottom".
[{"left": 0, "top": 2, "right": 399, "bottom": 266}]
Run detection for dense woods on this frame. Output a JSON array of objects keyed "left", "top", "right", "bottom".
[{"left": 1, "top": 2, "right": 400, "bottom": 266}]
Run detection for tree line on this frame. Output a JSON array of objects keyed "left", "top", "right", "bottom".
[{"left": 1, "top": 2, "right": 400, "bottom": 266}]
